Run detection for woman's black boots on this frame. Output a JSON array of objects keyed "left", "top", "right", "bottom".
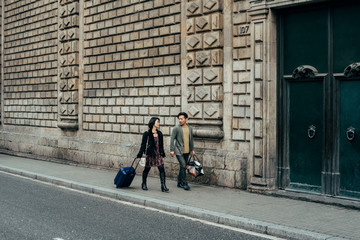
[
  {"left": 141, "top": 172, "right": 148, "bottom": 190},
  {"left": 160, "top": 172, "right": 169, "bottom": 192}
]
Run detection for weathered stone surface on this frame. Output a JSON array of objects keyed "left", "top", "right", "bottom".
[{"left": 0, "top": 0, "right": 280, "bottom": 192}]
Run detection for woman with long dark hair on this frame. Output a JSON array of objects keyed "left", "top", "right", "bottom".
[{"left": 137, "top": 117, "right": 169, "bottom": 192}]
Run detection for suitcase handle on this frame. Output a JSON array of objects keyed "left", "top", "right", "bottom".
[{"left": 130, "top": 157, "right": 140, "bottom": 171}]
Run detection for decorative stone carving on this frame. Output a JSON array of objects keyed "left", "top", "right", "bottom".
[
  {"left": 188, "top": 104, "right": 202, "bottom": 118},
  {"left": 195, "top": 86, "right": 211, "bottom": 101},
  {"left": 204, "top": 32, "right": 221, "bottom": 48},
  {"left": 211, "top": 13, "right": 223, "bottom": 30},
  {"left": 184, "top": 0, "right": 224, "bottom": 139},
  {"left": 203, "top": 68, "right": 222, "bottom": 83},
  {"left": 196, "top": 16, "right": 210, "bottom": 31},
  {"left": 186, "top": 53, "right": 195, "bottom": 67},
  {"left": 344, "top": 63, "right": 360, "bottom": 78},
  {"left": 187, "top": 1, "right": 202, "bottom": 16},
  {"left": 196, "top": 51, "right": 211, "bottom": 66},
  {"left": 203, "top": 0, "right": 221, "bottom": 13},
  {"left": 186, "top": 19, "right": 195, "bottom": 34},
  {"left": 187, "top": 69, "right": 202, "bottom": 84},
  {"left": 211, "top": 49, "right": 223, "bottom": 65},
  {"left": 187, "top": 35, "right": 202, "bottom": 50},
  {"left": 211, "top": 85, "right": 223, "bottom": 101},
  {"left": 58, "top": 0, "right": 80, "bottom": 130},
  {"left": 292, "top": 65, "right": 318, "bottom": 79}
]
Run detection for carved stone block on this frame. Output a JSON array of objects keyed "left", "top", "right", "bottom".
[
  {"left": 188, "top": 104, "right": 202, "bottom": 118},
  {"left": 203, "top": 67, "right": 223, "bottom": 84},
  {"left": 195, "top": 16, "right": 210, "bottom": 32},
  {"left": 211, "top": 13, "right": 223, "bottom": 30},
  {"left": 187, "top": 69, "right": 202, "bottom": 85},
  {"left": 186, "top": 52, "right": 195, "bottom": 68},
  {"left": 186, "top": 35, "right": 202, "bottom": 50},
  {"left": 196, "top": 51, "right": 211, "bottom": 66},
  {"left": 63, "top": 17, "right": 71, "bottom": 28},
  {"left": 211, "top": 49, "right": 223, "bottom": 65},
  {"left": 203, "top": 0, "right": 221, "bottom": 13},
  {"left": 59, "top": 6, "right": 67, "bottom": 17},
  {"left": 59, "top": 92, "right": 64, "bottom": 103},
  {"left": 59, "top": 67, "right": 79, "bottom": 79},
  {"left": 187, "top": 86, "right": 195, "bottom": 102},
  {"left": 60, "top": 80, "right": 67, "bottom": 90},
  {"left": 71, "top": 15, "right": 79, "bottom": 27},
  {"left": 72, "top": 92, "right": 79, "bottom": 103},
  {"left": 60, "top": 56, "right": 67, "bottom": 66},
  {"left": 68, "top": 2, "right": 79, "bottom": 15},
  {"left": 67, "top": 104, "right": 78, "bottom": 115},
  {"left": 186, "top": 1, "right": 202, "bottom": 16},
  {"left": 68, "top": 29, "right": 79, "bottom": 40},
  {"left": 60, "top": 105, "right": 67, "bottom": 115},
  {"left": 67, "top": 53, "right": 79, "bottom": 65},
  {"left": 195, "top": 86, "right": 211, "bottom": 101},
  {"left": 68, "top": 78, "right": 78, "bottom": 90},
  {"left": 211, "top": 85, "right": 223, "bottom": 101},
  {"left": 59, "top": 31, "right": 67, "bottom": 42},
  {"left": 203, "top": 103, "right": 221, "bottom": 119},
  {"left": 64, "top": 92, "right": 72, "bottom": 103},
  {"left": 203, "top": 32, "right": 222, "bottom": 48},
  {"left": 186, "top": 18, "right": 195, "bottom": 34}
]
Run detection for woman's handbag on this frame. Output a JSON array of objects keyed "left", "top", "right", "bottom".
[
  {"left": 139, "top": 135, "right": 149, "bottom": 167},
  {"left": 186, "top": 154, "right": 204, "bottom": 177},
  {"left": 139, "top": 157, "right": 146, "bottom": 167}
]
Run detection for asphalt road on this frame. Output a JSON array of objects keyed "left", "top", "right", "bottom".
[{"left": 0, "top": 172, "right": 278, "bottom": 240}]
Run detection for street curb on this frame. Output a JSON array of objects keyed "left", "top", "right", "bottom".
[{"left": 0, "top": 165, "right": 347, "bottom": 240}]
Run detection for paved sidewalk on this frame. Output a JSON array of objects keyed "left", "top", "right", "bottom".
[{"left": 0, "top": 153, "right": 359, "bottom": 240}]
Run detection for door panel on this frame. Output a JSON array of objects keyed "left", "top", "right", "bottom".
[
  {"left": 334, "top": 3, "right": 360, "bottom": 197},
  {"left": 289, "top": 81, "right": 323, "bottom": 188},
  {"left": 333, "top": 4, "right": 360, "bottom": 74},
  {"left": 339, "top": 80, "right": 360, "bottom": 196},
  {"left": 283, "top": 9, "right": 328, "bottom": 75}
]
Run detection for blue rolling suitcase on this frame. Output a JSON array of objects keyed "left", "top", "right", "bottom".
[{"left": 114, "top": 158, "right": 140, "bottom": 188}]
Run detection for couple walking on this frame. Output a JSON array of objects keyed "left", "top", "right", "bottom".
[{"left": 136, "top": 112, "right": 194, "bottom": 192}]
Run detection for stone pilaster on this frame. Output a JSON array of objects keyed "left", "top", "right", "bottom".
[
  {"left": 247, "top": 7, "right": 277, "bottom": 192},
  {"left": 58, "top": 0, "right": 80, "bottom": 130},
  {"left": 183, "top": 0, "right": 224, "bottom": 139}
]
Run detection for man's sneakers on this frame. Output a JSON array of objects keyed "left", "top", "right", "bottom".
[{"left": 177, "top": 182, "right": 190, "bottom": 191}]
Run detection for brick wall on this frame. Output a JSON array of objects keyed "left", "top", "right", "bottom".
[
  {"left": 83, "top": 0, "right": 181, "bottom": 136},
  {"left": 3, "top": 0, "right": 58, "bottom": 127}
]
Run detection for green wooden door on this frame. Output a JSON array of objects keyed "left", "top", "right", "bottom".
[
  {"left": 288, "top": 81, "right": 323, "bottom": 189},
  {"left": 334, "top": 4, "right": 360, "bottom": 197},
  {"left": 283, "top": 9, "right": 328, "bottom": 190},
  {"left": 281, "top": 3, "right": 360, "bottom": 196}
]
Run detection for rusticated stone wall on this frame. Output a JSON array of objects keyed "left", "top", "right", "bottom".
[
  {"left": 3, "top": 0, "right": 58, "bottom": 127},
  {"left": 83, "top": 0, "right": 182, "bottom": 136},
  {"left": 0, "top": 0, "right": 299, "bottom": 191}
]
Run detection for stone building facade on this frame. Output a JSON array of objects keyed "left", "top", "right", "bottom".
[{"left": 0, "top": 0, "right": 359, "bottom": 199}]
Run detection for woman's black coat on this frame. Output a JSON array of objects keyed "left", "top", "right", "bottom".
[{"left": 137, "top": 130, "right": 166, "bottom": 158}]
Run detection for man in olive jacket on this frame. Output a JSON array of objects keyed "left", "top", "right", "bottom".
[{"left": 170, "top": 112, "right": 195, "bottom": 190}]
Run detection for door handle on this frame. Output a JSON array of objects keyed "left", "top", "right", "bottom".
[
  {"left": 308, "top": 125, "right": 316, "bottom": 139},
  {"left": 347, "top": 127, "right": 356, "bottom": 141}
]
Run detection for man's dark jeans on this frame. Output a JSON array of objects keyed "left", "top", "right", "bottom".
[{"left": 176, "top": 153, "right": 189, "bottom": 184}]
